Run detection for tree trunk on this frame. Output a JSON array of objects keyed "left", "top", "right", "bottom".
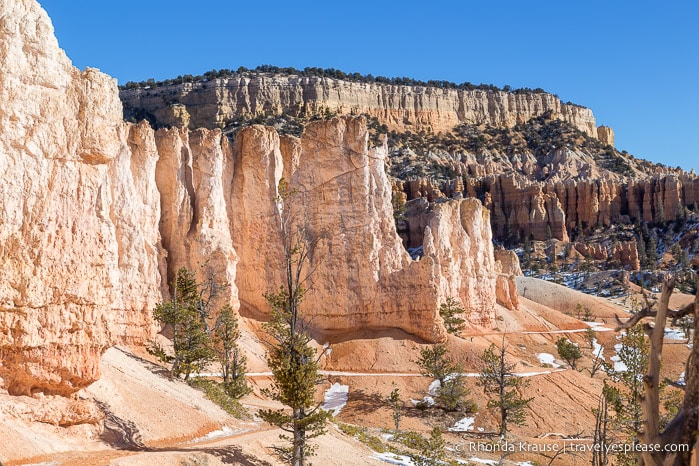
[
  {"left": 293, "top": 407, "right": 306, "bottom": 466},
  {"left": 637, "top": 279, "right": 699, "bottom": 465}
]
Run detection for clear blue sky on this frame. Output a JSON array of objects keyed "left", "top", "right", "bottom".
[{"left": 41, "top": 0, "right": 698, "bottom": 173}]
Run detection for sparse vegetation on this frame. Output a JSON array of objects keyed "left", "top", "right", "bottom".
[
  {"left": 119, "top": 65, "right": 553, "bottom": 96},
  {"left": 555, "top": 337, "right": 582, "bottom": 370},
  {"left": 416, "top": 344, "right": 472, "bottom": 412},
  {"left": 410, "top": 427, "right": 446, "bottom": 466},
  {"left": 387, "top": 385, "right": 403, "bottom": 433},
  {"left": 438, "top": 297, "right": 466, "bottom": 335},
  {"left": 212, "top": 304, "right": 250, "bottom": 399},
  {"left": 147, "top": 267, "right": 216, "bottom": 381},
  {"left": 188, "top": 377, "right": 249, "bottom": 419},
  {"left": 478, "top": 340, "right": 534, "bottom": 438}
]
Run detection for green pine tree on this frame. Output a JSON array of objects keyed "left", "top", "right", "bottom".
[
  {"left": 387, "top": 385, "right": 402, "bottom": 433},
  {"left": 556, "top": 337, "right": 582, "bottom": 370},
  {"left": 604, "top": 324, "right": 649, "bottom": 456},
  {"left": 478, "top": 341, "right": 534, "bottom": 438},
  {"left": 439, "top": 296, "right": 466, "bottom": 335},
  {"left": 258, "top": 179, "right": 329, "bottom": 466},
  {"left": 147, "top": 268, "right": 215, "bottom": 381},
  {"left": 416, "top": 344, "right": 470, "bottom": 411},
  {"left": 212, "top": 304, "right": 250, "bottom": 398},
  {"left": 412, "top": 428, "right": 446, "bottom": 466}
]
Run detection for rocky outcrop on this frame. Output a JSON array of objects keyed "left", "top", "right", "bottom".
[
  {"left": 153, "top": 127, "right": 238, "bottom": 312},
  {"left": 495, "top": 249, "right": 523, "bottom": 277},
  {"left": 422, "top": 198, "right": 498, "bottom": 327},
  {"left": 230, "top": 118, "right": 500, "bottom": 340},
  {"left": 0, "top": 0, "right": 163, "bottom": 395},
  {"left": 469, "top": 175, "right": 569, "bottom": 242},
  {"left": 574, "top": 241, "right": 640, "bottom": 270},
  {"left": 121, "top": 75, "right": 598, "bottom": 137},
  {"left": 494, "top": 249, "right": 521, "bottom": 311},
  {"left": 597, "top": 125, "right": 614, "bottom": 146},
  {"left": 456, "top": 173, "right": 699, "bottom": 242}
]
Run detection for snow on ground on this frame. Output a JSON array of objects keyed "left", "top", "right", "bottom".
[
  {"left": 187, "top": 426, "right": 245, "bottom": 443},
  {"left": 373, "top": 452, "right": 415, "bottom": 465},
  {"left": 678, "top": 371, "right": 686, "bottom": 386},
  {"left": 585, "top": 321, "right": 614, "bottom": 332},
  {"left": 410, "top": 396, "right": 435, "bottom": 407},
  {"left": 515, "top": 369, "right": 566, "bottom": 377},
  {"left": 665, "top": 327, "right": 687, "bottom": 340},
  {"left": 469, "top": 457, "right": 497, "bottom": 465},
  {"left": 428, "top": 379, "right": 440, "bottom": 396},
  {"left": 537, "top": 353, "right": 560, "bottom": 368},
  {"left": 322, "top": 383, "right": 349, "bottom": 416},
  {"left": 610, "top": 344, "right": 628, "bottom": 372},
  {"left": 592, "top": 338, "right": 604, "bottom": 359},
  {"left": 448, "top": 416, "right": 476, "bottom": 432}
]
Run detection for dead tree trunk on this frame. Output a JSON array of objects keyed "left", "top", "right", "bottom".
[{"left": 615, "top": 277, "right": 698, "bottom": 465}]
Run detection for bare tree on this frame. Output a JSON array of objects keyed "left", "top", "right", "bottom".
[{"left": 614, "top": 276, "right": 698, "bottom": 465}]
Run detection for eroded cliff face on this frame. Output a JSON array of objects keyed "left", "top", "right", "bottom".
[
  {"left": 422, "top": 199, "right": 498, "bottom": 326},
  {"left": 0, "top": 0, "right": 507, "bottom": 395},
  {"left": 0, "top": 0, "right": 163, "bottom": 395},
  {"left": 229, "top": 117, "right": 502, "bottom": 341},
  {"left": 120, "top": 75, "right": 598, "bottom": 137},
  {"left": 461, "top": 173, "right": 699, "bottom": 242}
]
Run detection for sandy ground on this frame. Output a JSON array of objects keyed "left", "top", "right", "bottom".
[{"left": 0, "top": 275, "right": 694, "bottom": 465}]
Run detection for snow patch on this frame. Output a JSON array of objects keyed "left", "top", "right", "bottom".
[
  {"left": 537, "top": 353, "right": 560, "bottom": 368},
  {"left": 373, "top": 452, "right": 415, "bottom": 465},
  {"left": 469, "top": 457, "right": 497, "bottom": 465},
  {"left": 678, "top": 371, "right": 686, "bottom": 386},
  {"left": 410, "top": 396, "right": 435, "bottom": 407},
  {"left": 665, "top": 328, "right": 686, "bottom": 340},
  {"left": 515, "top": 370, "right": 560, "bottom": 377},
  {"left": 428, "top": 379, "right": 440, "bottom": 396},
  {"left": 610, "top": 343, "right": 628, "bottom": 372},
  {"left": 449, "top": 416, "right": 476, "bottom": 432},
  {"left": 592, "top": 338, "right": 604, "bottom": 359},
  {"left": 322, "top": 383, "right": 349, "bottom": 416},
  {"left": 188, "top": 426, "right": 244, "bottom": 443},
  {"left": 585, "top": 321, "right": 613, "bottom": 332}
]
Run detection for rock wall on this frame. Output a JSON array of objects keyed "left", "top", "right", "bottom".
[
  {"left": 153, "top": 127, "right": 238, "bottom": 312},
  {"left": 0, "top": 0, "right": 163, "bottom": 395},
  {"left": 120, "top": 75, "right": 598, "bottom": 137},
  {"left": 597, "top": 125, "right": 615, "bottom": 146},
  {"left": 422, "top": 199, "right": 498, "bottom": 326},
  {"left": 229, "top": 117, "right": 500, "bottom": 340}
]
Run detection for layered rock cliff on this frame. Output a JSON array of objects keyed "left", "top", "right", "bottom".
[
  {"left": 120, "top": 75, "right": 598, "bottom": 137},
  {"left": 0, "top": 0, "right": 507, "bottom": 396}
]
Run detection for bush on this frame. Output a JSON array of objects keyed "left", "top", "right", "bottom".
[
  {"left": 556, "top": 338, "right": 582, "bottom": 369},
  {"left": 188, "top": 377, "right": 249, "bottom": 419}
]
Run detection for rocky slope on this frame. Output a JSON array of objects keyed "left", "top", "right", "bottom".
[
  {"left": 0, "top": 0, "right": 510, "bottom": 397},
  {"left": 120, "top": 75, "right": 598, "bottom": 136}
]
